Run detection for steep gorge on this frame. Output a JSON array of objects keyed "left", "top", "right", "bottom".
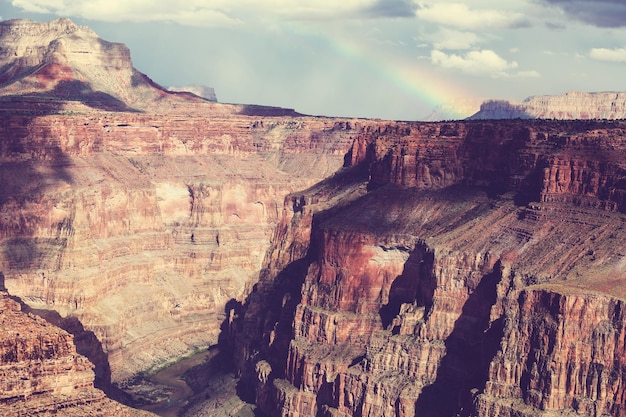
[{"left": 0, "top": 98, "right": 380, "bottom": 386}]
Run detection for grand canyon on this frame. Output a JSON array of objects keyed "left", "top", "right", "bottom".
[{"left": 1, "top": 18, "right": 626, "bottom": 417}]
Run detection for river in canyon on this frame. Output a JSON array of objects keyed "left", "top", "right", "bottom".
[
  {"left": 123, "top": 348, "right": 218, "bottom": 417},
  {"left": 122, "top": 345, "right": 259, "bottom": 417}
]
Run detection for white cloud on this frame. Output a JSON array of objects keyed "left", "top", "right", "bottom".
[
  {"left": 427, "top": 28, "right": 480, "bottom": 50},
  {"left": 431, "top": 49, "right": 518, "bottom": 77},
  {"left": 11, "top": 0, "right": 379, "bottom": 25},
  {"left": 590, "top": 47, "right": 626, "bottom": 62},
  {"left": 416, "top": 3, "right": 529, "bottom": 29},
  {"left": 516, "top": 70, "right": 541, "bottom": 78}
]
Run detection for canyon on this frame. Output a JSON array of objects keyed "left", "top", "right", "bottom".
[{"left": 1, "top": 17, "right": 626, "bottom": 417}]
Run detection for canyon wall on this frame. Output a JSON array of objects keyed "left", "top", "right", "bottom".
[
  {"left": 4, "top": 18, "right": 626, "bottom": 417},
  {"left": 0, "top": 98, "right": 383, "bottom": 384},
  {"left": 229, "top": 119, "right": 626, "bottom": 417},
  {"left": 0, "top": 286, "right": 151, "bottom": 416}
]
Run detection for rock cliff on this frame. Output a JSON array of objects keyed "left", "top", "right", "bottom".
[
  {"left": 0, "top": 18, "right": 178, "bottom": 111},
  {"left": 0, "top": 285, "right": 151, "bottom": 416},
  {"left": 0, "top": 17, "right": 369, "bottom": 392},
  {"left": 229, "top": 119, "right": 626, "bottom": 417},
  {"left": 0, "top": 100, "right": 378, "bottom": 386},
  {"left": 469, "top": 91, "right": 626, "bottom": 120}
]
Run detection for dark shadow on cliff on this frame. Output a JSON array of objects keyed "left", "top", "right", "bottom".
[
  {"left": 18, "top": 80, "right": 140, "bottom": 112},
  {"left": 8, "top": 295, "right": 132, "bottom": 404},
  {"left": 413, "top": 261, "right": 505, "bottom": 417},
  {"left": 238, "top": 104, "right": 302, "bottom": 117},
  {"left": 379, "top": 247, "right": 436, "bottom": 331},
  {"left": 0, "top": 96, "right": 74, "bottom": 278},
  {"left": 233, "top": 255, "right": 313, "bottom": 404},
  {"left": 0, "top": 94, "right": 132, "bottom": 405},
  {"left": 223, "top": 162, "right": 372, "bottom": 409}
]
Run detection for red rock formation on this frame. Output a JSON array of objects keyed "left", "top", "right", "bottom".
[
  {"left": 477, "top": 288, "right": 626, "bottom": 417},
  {"left": 0, "top": 289, "right": 151, "bottom": 416},
  {"left": 229, "top": 119, "right": 626, "bottom": 417},
  {"left": 5, "top": 17, "right": 626, "bottom": 417},
  {"left": 0, "top": 105, "right": 381, "bottom": 384}
]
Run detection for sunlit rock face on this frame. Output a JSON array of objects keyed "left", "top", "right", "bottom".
[
  {"left": 0, "top": 105, "right": 378, "bottom": 383},
  {"left": 0, "top": 18, "right": 170, "bottom": 110},
  {"left": 0, "top": 18, "right": 373, "bottom": 386},
  {"left": 0, "top": 288, "right": 152, "bottom": 416},
  {"left": 229, "top": 119, "right": 626, "bottom": 417}
]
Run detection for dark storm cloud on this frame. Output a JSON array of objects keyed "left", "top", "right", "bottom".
[
  {"left": 540, "top": 0, "right": 626, "bottom": 27},
  {"left": 362, "top": 0, "right": 419, "bottom": 18}
]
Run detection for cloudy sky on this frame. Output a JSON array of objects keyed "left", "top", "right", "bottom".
[{"left": 1, "top": 0, "right": 626, "bottom": 120}]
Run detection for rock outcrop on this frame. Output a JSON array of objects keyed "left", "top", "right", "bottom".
[
  {"left": 469, "top": 91, "right": 626, "bottom": 120},
  {"left": 0, "top": 18, "right": 373, "bottom": 390},
  {"left": 229, "top": 119, "right": 626, "bottom": 417},
  {"left": 0, "top": 286, "right": 151, "bottom": 416},
  {"left": 0, "top": 18, "right": 184, "bottom": 111}
]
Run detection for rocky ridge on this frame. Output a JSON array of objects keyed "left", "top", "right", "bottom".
[
  {"left": 0, "top": 282, "right": 151, "bottom": 416},
  {"left": 0, "top": 18, "right": 180, "bottom": 111}
]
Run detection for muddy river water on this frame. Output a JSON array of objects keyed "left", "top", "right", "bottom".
[{"left": 132, "top": 348, "right": 219, "bottom": 417}]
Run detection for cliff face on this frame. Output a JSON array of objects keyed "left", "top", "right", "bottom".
[
  {"left": 4, "top": 17, "right": 626, "bottom": 417},
  {"left": 229, "top": 119, "right": 626, "bottom": 417},
  {"left": 0, "top": 102, "right": 377, "bottom": 384},
  {"left": 0, "top": 288, "right": 151, "bottom": 416}
]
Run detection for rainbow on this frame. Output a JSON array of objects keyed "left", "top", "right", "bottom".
[{"left": 286, "top": 22, "right": 478, "bottom": 119}]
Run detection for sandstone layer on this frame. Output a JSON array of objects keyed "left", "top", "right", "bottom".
[
  {"left": 0, "top": 97, "right": 379, "bottom": 385},
  {"left": 0, "top": 286, "right": 152, "bottom": 416},
  {"left": 228, "top": 119, "right": 626, "bottom": 417},
  {"left": 0, "top": 17, "right": 369, "bottom": 389}
]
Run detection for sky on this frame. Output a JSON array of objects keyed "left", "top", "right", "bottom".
[{"left": 1, "top": 0, "right": 626, "bottom": 120}]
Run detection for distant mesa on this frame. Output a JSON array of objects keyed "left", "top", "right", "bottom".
[
  {"left": 169, "top": 85, "right": 218, "bottom": 102},
  {"left": 468, "top": 91, "right": 626, "bottom": 120},
  {"left": 426, "top": 91, "right": 626, "bottom": 121}
]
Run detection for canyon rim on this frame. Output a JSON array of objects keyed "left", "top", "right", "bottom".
[{"left": 1, "top": 17, "right": 626, "bottom": 417}]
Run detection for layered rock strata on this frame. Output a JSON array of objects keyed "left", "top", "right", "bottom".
[
  {"left": 0, "top": 101, "right": 375, "bottom": 384},
  {"left": 4, "top": 17, "right": 626, "bottom": 417},
  {"left": 0, "top": 288, "right": 151, "bottom": 416},
  {"left": 229, "top": 119, "right": 626, "bottom": 417}
]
